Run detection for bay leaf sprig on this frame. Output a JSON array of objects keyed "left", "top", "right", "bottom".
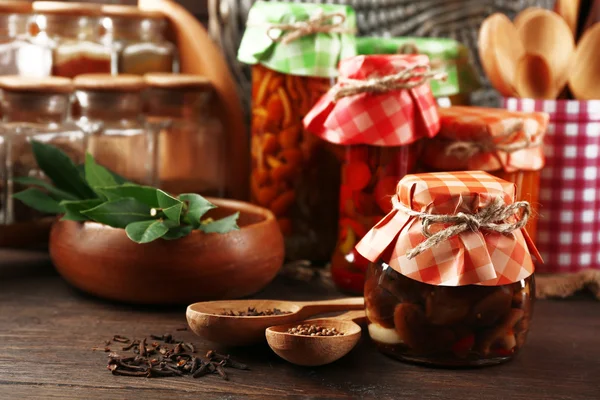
[{"left": 13, "top": 141, "right": 239, "bottom": 244}]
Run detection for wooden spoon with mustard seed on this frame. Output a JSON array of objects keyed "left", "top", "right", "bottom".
[
  {"left": 186, "top": 298, "right": 364, "bottom": 346},
  {"left": 265, "top": 310, "right": 366, "bottom": 366}
]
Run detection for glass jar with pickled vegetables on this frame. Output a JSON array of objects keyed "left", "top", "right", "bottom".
[
  {"left": 0, "top": 76, "right": 87, "bottom": 247},
  {"left": 355, "top": 37, "right": 480, "bottom": 107},
  {"left": 237, "top": 1, "right": 357, "bottom": 262},
  {"left": 304, "top": 54, "right": 443, "bottom": 294},
  {"left": 74, "top": 74, "right": 156, "bottom": 186},
  {"left": 356, "top": 171, "right": 540, "bottom": 367},
  {"left": 144, "top": 73, "right": 224, "bottom": 196},
  {"left": 0, "top": 1, "right": 51, "bottom": 77},
  {"left": 32, "top": 1, "right": 112, "bottom": 78},
  {"left": 101, "top": 5, "right": 177, "bottom": 75},
  {"left": 421, "top": 106, "right": 548, "bottom": 241}
]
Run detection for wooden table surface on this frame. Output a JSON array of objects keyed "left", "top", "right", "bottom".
[{"left": 1, "top": 250, "right": 599, "bottom": 400}]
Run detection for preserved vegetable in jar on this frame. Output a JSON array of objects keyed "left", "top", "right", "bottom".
[
  {"left": 304, "top": 54, "right": 442, "bottom": 294},
  {"left": 421, "top": 106, "right": 549, "bottom": 240},
  {"left": 101, "top": 5, "right": 177, "bottom": 75},
  {"left": 0, "top": 1, "right": 51, "bottom": 78},
  {"left": 356, "top": 171, "right": 541, "bottom": 366},
  {"left": 144, "top": 73, "right": 224, "bottom": 196},
  {"left": 0, "top": 76, "right": 86, "bottom": 247},
  {"left": 74, "top": 74, "right": 156, "bottom": 185},
  {"left": 32, "top": 1, "right": 112, "bottom": 78},
  {"left": 238, "top": 2, "right": 357, "bottom": 262}
]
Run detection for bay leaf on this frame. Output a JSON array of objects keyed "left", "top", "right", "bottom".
[
  {"left": 98, "top": 184, "right": 160, "bottom": 208},
  {"left": 162, "top": 225, "right": 194, "bottom": 240},
  {"left": 199, "top": 212, "right": 240, "bottom": 234},
  {"left": 84, "top": 153, "right": 118, "bottom": 189},
  {"left": 31, "top": 141, "right": 96, "bottom": 199},
  {"left": 13, "top": 176, "right": 79, "bottom": 201},
  {"left": 60, "top": 199, "right": 103, "bottom": 221},
  {"left": 81, "top": 198, "right": 154, "bottom": 229},
  {"left": 157, "top": 189, "right": 183, "bottom": 223},
  {"left": 179, "top": 193, "right": 215, "bottom": 227},
  {"left": 125, "top": 219, "right": 170, "bottom": 244},
  {"left": 12, "top": 188, "right": 64, "bottom": 214}
]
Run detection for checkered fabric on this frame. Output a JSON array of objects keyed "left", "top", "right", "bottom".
[
  {"left": 355, "top": 171, "right": 539, "bottom": 286},
  {"left": 503, "top": 98, "right": 600, "bottom": 273},
  {"left": 431, "top": 106, "right": 549, "bottom": 172},
  {"left": 303, "top": 55, "right": 440, "bottom": 146},
  {"left": 237, "top": 1, "right": 356, "bottom": 78}
]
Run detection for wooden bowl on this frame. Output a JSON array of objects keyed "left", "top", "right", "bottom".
[{"left": 49, "top": 198, "right": 284, "bottom": 304}]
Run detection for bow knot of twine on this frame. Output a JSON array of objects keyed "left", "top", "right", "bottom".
[
  {"left": 332, "top": 64, "right": 447, "bottom": 101},
  {"left": 393, "top": 196, "right": 531, "bottom": 259},
  {"left": 264, "top": 11, "right": 353, "bottom": 45},
  {"left": 445, "top": 119, "right": 541, "bottom": 158}
]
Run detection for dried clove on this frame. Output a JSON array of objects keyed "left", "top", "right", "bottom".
[
  {"left": 112, "top": 335, "right": 131, "bottom": 343},
  {"left": 139, "top": 338, "right": 147, "bottom": 357},
  {"left": 206, "top": 350, "right": 249, "bottom": 370},
  {"left": 122, "top": 339, "right": 140, "bottom": 351},
  {"left": 215, "top": 361, "right": 229, "bottom": 381}
]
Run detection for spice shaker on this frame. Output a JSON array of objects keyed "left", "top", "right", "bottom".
[
  {"left": 74, "top": 74, "right": 157, "bottom": 185},
  {"left": 303, "top": 54, "right": 442, "bottom": 294},
  {"left": 421, "top": 106, "right": 549, "bottom": 240},
  {"left": 357, "top": 171, "right": 540, "bottom": 367},
  {"left": 144, "top": 73, "right": 225, "bottom": 196},
  {"left": 237, "top": 1, "right": 357, "bottom": 263},
  {"left": 32, "top": 1, "right": 112, "bottom": 78},
  {"left": 0, "top": 76, "right": 86, "bottom": 246},
  {"left": 0, "top": 1, "right": 51, "bottom": 77},
  {"left": 101, "top": 5, "right": 178, "bottom": 75}
]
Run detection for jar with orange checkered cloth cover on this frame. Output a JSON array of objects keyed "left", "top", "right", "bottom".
[
  {"left": 422, "top": 106, "right": 549, "bottom": 241},
  {"left": 303, "top": 54, "right": 442, "bottom": 294},
  {"left": 356, "top": 171, "right": 541, "bottom": 367}
]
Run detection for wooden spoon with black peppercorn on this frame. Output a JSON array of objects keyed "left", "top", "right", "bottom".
[
  {"left": 186, "top": 298, "right": 364, "bottom": 346},
  {"left": 265, "top": 310, "right": 366, "bottom": 366}
]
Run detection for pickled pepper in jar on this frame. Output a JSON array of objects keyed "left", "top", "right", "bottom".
[
  {"left": 238, "top": 1, "right": 357, "bottom": 262},
  {"left": 304, "top": 54, "right": 443, "bottom": 294},
  {"left": 356, "top": 171, "right": 541, "bottom": 367},
  {"left": 421, "top": 106, "right": 549, "bottom": 240}
]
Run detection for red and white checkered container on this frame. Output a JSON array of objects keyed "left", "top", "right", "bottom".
[{"left": 503, "top": 98, "right": 600, "bottom": 273}]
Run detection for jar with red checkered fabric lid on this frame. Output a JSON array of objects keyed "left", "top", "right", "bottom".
[
  {"left": 237, "top": 2, "right": 358, "bottom": 263},
  {"left": 356, "top": 171, "right": 541, "bottom": 367},
  {"left": 303, "top": 54, "right": 443, "bottom": 294},
  {"left": 421, "top": 106, "right": 549, "bottom": 241}
]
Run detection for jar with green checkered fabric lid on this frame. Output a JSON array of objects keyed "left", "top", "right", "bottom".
[{"left": 238, "top": 1, "right": 357, "bottom": 263}]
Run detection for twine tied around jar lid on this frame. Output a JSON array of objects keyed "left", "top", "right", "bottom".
[
  {"left": 392, "top": 196, "right": 531, "bottom": 259},
  {"left": 262, "top": 10, "right": 355, "bottom": 44},
  {"left": 331, "top": 64, "right": 447, "bottom": 101},
  {"left": 444, "top": 118, "right": 542, "bottom": 159}
]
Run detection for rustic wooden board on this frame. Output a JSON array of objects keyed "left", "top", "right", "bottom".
[{"left": 0, "top": 251, "right": 598, "bottom": 400}]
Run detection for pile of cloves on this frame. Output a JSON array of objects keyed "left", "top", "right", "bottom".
[
  {"left": 98, "top": 333, "right": 249, "bottom": 380},
  {"left": 219, "top": 307, "right": 291, "bottom": 316}
]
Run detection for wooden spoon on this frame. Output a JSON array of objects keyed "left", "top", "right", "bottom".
[
  {"left": 478, "top": 13, "right": 523, "bottom": 97},
  {"left": 516, "top": 9, "right": 575, "bottom": 97},
  {"left": 569, "top": 22, "right": 600, "bottom": 100},
  {"left": 186, "top": 297, "right": 364, "bottom": 346},
  {"left": 554, "top": 0, "right": 581, "bottom": 36},
  {"left": 514, "top": 54, "right": 555, "bottom": 99},
  {"left": 266, "top": 310, "right": 366, "bottom": 366}
]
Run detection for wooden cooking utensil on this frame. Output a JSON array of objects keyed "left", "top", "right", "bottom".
[
  {"left": 516, "top": 9, "right": 575, "bottom": 98},
  {"left": 553, "top": 0, "right": 581, "bottom": 36},
  {"left": 138, "top": 0, "right": 248, "bottom": 200},
  {"left": 569, "top": 22, "right": 600, "bottom": 100},
  {"left": 478, "top": 13, "right": 523, "bottom": 97},
  {"left": 186, "top": 297, "right": 364, "bottom": 346},
  {"left": 266, "top": 310, "right": 366, "bottom": 367},
  {"left": 514, "top": 54, "right": 555, "bottom": 99}
]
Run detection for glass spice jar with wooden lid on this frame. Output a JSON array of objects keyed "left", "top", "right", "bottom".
[
  {"left": 0, "top": 1, "right": 51, "bottom": 77},
  {"left": 32, "top": 1, "right": 112, "bottom": 78},
  {"left": 357, "top": 171, "right": 541, "bottom": 367},
  {"left": 0, "top": 76, "right": 87, "bottom": 247},
  {"left": 303, "top": 54, "right": 442, "bottom": 294},
  {"left": 421, "top": 106, "right": 549, "bottom": 241},
  {"left": 237, "top": 1, "right": 357, "bottom": 263},
  {"left": 144, "top": 73, "right": 225, "bottom": 197},
  {"left": 73, "top": 74, "right": 157, "bottom": 186},
  {"left": 101, "top": 5, "right": 178, "bottom": 75}
]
